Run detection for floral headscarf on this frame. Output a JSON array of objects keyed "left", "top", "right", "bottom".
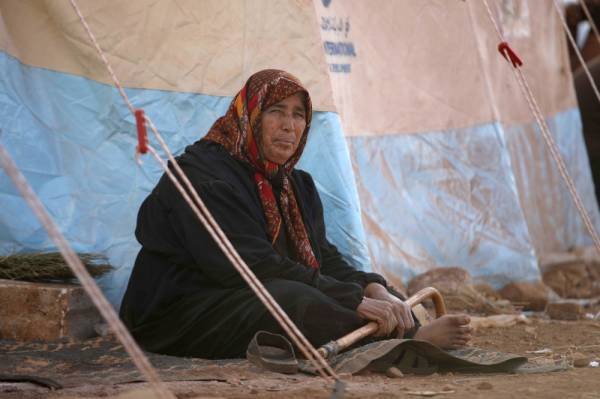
[{"left": 203, "top": 69, "right": 319, "bottom": 269}]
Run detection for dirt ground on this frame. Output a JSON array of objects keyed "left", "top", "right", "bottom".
[{"left": 2, "top": 313, "right": 599, "bottom": 399}]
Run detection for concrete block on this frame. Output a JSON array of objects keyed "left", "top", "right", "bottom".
[{"left": 0, "top": 279, "right": 102, "bottom": 341}]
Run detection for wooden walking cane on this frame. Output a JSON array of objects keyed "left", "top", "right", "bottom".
[{"left": 317, "top": 286, "right": 447, "bottom": 359}]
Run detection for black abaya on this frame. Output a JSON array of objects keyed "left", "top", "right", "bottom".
[{"left": 120, "top": 140, "right": 388, "bottom": 358}]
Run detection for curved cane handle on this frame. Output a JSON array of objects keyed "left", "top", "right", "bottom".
[{"left": 317, "top": 286, "right": 446, "bottom": 358}]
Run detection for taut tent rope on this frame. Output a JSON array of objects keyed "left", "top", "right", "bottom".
[
  {"left": 0, "top": 142, "right": 176, "bottom": 399},
  {"left": 480, "top": 0, "right": 600, "bottom": 257}
]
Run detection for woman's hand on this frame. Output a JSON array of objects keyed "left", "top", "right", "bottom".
[
  {"left": 363, "top": 283, "right": 415, "bottom": 338},
  {"left": 356, "top": 297, "right": 399, "bottom": 336}
]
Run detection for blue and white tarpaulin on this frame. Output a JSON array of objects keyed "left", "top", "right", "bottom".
[
  {"left": 1, "top": 0, "right": 598, "bottom": 308},
  {"left": 0, "top": 51, "right": 368, "bottom": 305}
]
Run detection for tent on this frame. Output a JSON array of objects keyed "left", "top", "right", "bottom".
[{"left": 0, "top": 0, "right": 597, "bottom": 307}]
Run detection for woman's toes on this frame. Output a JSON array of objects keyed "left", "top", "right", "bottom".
[
  {"left": 446, "top": 314, "right": 470, "bottom": 326},
  {"left": 456, "top": 333, "right": 472, "bottom": 343},
  {"left": 459, "top": 325, "right": 473, "bottom": 333},
  {"left": 452, "top": 338, "right": 470, "bottom": 347}
]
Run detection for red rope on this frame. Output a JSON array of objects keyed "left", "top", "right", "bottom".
[
  {"left": 497, "top": 41, "right": 523, "bottom": 68},
  {"left": 135, "top": 109, "right": 148, "bottom": 154}
]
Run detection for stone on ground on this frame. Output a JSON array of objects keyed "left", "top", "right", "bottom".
[
  {"left": 541, "top": 247, "right": 600, "bottom": 299},
  {"left": 407, "top": 267, "right": 511, "bottom": 314},
  {"left": 546, "top": 301, "right": 584, "bottom": 320},
  {"left": 497, "top": 281, "right": 550, "bottom": 311},
  {"left": 0, "top": 279, "right": 101, "bottom": 341},
  {"left": 572, "top": 352, "right": 591, "bottom": 368}
]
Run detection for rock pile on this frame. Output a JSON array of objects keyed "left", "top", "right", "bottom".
[{"left": 407, "top": 267, "right": 513, "bottom": 315}]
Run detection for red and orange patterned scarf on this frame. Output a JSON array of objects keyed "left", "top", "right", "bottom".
[{"left": 203, "top": 69, "right": 319, "bottom": 269}]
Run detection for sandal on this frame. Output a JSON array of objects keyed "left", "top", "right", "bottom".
[{"left": 246, "top": 331, "right": 298, "bottom": 374}]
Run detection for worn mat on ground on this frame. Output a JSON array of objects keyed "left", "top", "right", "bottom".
[
  {"left": 0, "top": 335, "right": 568, "bottom": 389},
  {"left": 0, "top": 336, "right": 282, "bottom": 388},
  {"left": 298, "top": 338, "right": 569, "bottom": 375}
]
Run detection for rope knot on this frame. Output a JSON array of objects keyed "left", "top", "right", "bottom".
[{"left": 497, "top": 41, "right": 523, "bottom": 68}]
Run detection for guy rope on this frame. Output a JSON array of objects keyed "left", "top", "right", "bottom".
[{"left": 479, "top": 0, "right": 600, "bottom": 258}]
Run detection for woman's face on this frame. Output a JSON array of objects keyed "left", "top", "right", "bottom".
[{"left": 258, "top": 92, "right": 307, "bottom": 165}]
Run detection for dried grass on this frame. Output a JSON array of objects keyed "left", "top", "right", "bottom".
[{"left": 0, "top": 252, "right": 112, "bottom": 282}]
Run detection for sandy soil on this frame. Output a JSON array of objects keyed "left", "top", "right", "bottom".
[{"left": 2, "top": 314, "right": 599, "bottom": 399}]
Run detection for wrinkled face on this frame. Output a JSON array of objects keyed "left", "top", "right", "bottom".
[{"left": 258, "top": 92, "right": 307, "bottom": 165}]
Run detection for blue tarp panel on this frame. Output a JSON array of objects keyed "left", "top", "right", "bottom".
[
  {"left": 0, "top": 51, "right": 369, "bottom": 307},
  {"left": 348, "top": 108, "right": 599, "bottom": 287},
  {"left": 349, "top": 122, "right": 540, "bottom": 287},
  {"left": 2, "top": 49, "right": 598, "bottom": 306}
]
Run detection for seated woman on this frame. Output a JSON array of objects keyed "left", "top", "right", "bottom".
[{"left": 120, "top": 69, "right": 471, "bottom": 359}]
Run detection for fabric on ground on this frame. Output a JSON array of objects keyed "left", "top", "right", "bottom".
[
  {"left": 299, "top": 338, "right": 568, "bottom": 375},
  {"left": 0, "top": 336, "right": 268, "bottom": 388},
  {"left": 0, "top": 335, "right": 567, "bottom": 389}
]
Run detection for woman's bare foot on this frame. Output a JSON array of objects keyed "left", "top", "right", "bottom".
[{"left": 413, "top": 314, "right": 472, "bottom": 349}]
